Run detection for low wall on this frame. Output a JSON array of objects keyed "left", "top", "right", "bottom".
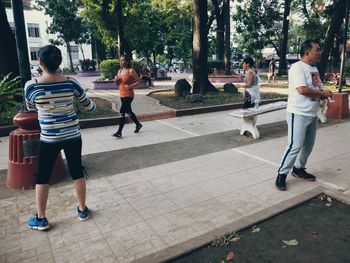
[
  {"left": 93, "top": 80, "right": 153, "bottom": 90},
  {"left": 77, "top": 71, "right": 101, "bottom": 77},
  {"left": 208, "top": 75, "right": 242, "bottom": 83}
]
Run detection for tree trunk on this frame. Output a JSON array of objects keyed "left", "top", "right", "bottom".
[
  {"left": 212, "top": 0, "right": 224, "bottom": 60},
  {"left": 79, "top": 44, "right": 85, "bottom": 60},
  {"left": 223, "top": 0, "right": 230, "bottom": 75},
  {"left": 153, "top": 49, "right": 157, "bottom": 65},
  {"left": 319, "top": 0, "right": 346, "bottom": 80},
  {"left": 193, "top": 0, "right": 218, "bottom": 94},
  {"left": 116, "top": 0, "right": 132, "bottom": 58},
  {"left": 66, "top": 42, "right": 74, "bottom": 72},
  {"left": 278, "top": 0, "right": 291, "bottom": 76},
  {"left": 216, "top": 20, "right": 224, "bottom": 61},
  {"left": 0, "top": 1, "right": 19, "bottom": 77}
]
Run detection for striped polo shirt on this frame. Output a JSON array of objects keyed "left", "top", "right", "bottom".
[{"left": 25, "top": 78, "right": 95, "bottom": 143}]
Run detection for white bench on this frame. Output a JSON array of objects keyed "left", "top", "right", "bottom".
[
  {"left": 229, "top": 101, "right": 288, "bottom": 139},
  {"left": 229, "top": 101, "right": 330, "bottom": 139}
]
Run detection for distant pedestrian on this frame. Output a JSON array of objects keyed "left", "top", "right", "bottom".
[
  {"left": 140, "top": 64, "right": 153, "bottom": 87},
  {"left": 275, "top": 40, "right": 332, "bottom": 191},
  {"left": 237, "top": 56, "right": 260, "bottom": 109},
  {"left": 25, "top": 45, "right": 96, "bottom": 230},
  {"left": 268, "top": 58, "right": 276, "bottom": 83},
  {"left": 113, "top": 55, "right": 142, "bottom": 138}
]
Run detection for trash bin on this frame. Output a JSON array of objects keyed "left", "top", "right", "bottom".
[{"left": 7, "top": 112, "right": 66, "bottom": 190}]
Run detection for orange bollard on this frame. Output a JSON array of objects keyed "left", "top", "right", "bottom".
[{"left": 7, "top": 112, "right": 66, "bottom": 190}]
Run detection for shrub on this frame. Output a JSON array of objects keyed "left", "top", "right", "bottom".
[
  {"left": 0, "top": 74, "right": 23, "bottom": 113},
  {"left": 79, "top": 59, "right": 97, "bottom": 72},
  {"left": 208, "top": 60, "right": 224, "bottom": 74},
  {"left": 100, "top": 59, "right": 142, "bottom": 80}
]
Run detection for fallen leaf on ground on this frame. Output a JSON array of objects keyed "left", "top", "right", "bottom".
[
  {"left": 226, "top": 251, "right": 235, "bottom": 261},
  {"left": 282, "top": 239, "right": 299, "bottom": 246},
  {"left": 252, "top": 225, "right": 261, "bottom": 233},
  {"left": 230, "top": 236, "right": 241, "bottom": 242}
]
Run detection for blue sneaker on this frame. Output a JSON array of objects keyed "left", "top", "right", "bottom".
[
  {"left": 27, "top": 215, "right": 50, "bottom": 231},
  {"left": 77, "top": 206, "right": 89, "bottom": 221}
]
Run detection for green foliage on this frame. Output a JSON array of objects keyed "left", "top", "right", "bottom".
[
  {"left": 82, "top": 0, "right": 193, "bottom": 63},
  {"left": 232, "top": 0, "right": 283, "bottom": 56},
  {"left": 0, "top": 74, "right": 22, "bottom": 112},
  {"left": 100, "top": 59, "right": 141, "bottom": 80},
  {"left": 208, "top": 60, "right": 224, "bottom": 74},
  {"left": 100, "top": 59, "right": 120, "bottom": 80},
  {"left": 0, "top": 105, "right": 21, "bottom": 127},
  {"left": 79, "top": 59, "right": 97, "bottom": 72},
  {"left": 36, "top": 0, "right": 90, "bottom": 50}
]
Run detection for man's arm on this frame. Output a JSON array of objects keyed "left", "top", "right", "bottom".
[{"left": 296, "top": 87, "right": 332, "bottom": 99}]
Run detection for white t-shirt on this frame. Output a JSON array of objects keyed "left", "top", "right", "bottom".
[{"left": 287, "top": 61, "right": 323, "bottom": 117}]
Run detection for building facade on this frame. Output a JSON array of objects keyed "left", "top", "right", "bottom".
[{"left": 5, "top": 3, "right": 92, "bottom": 71}]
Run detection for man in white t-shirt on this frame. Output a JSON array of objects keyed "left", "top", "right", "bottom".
[{"left": 275, "top": 40, "right": 332, "bottom": 191}]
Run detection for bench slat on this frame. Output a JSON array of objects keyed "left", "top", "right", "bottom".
[{"left": 229, "top": 101, "right": 288, "bottom": 118}]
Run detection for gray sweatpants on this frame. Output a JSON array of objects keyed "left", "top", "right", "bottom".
[{"left": 278, "top": 112, "right": 318, "bottom": 175}]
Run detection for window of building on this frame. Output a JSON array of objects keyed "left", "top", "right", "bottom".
[
  {"left": 30, "top": 47, "right": 40, "bottom": 61},
  {"left": 27, "top": 23, "right": 40, "bottom": 38}
]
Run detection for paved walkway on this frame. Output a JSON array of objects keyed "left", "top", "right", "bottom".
[
  {"left": 0, "top": 73, "right": 349, "bottom": 262},
  {"left": 1, "top": 107, "right": 350, "bottom": 262}
]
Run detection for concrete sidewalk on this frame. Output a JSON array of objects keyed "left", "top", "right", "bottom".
[{"left": 0, "top": 107, "right": 350, "bottom": 262}]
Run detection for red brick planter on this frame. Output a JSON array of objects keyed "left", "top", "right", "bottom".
[{"left": 326, "top": 92, "right": 349, "bottom": 119}]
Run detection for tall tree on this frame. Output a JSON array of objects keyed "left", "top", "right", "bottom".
[
  {"left": 233, "top": 0, "right": 283, "bottom": 57},
  {"left": 37, "top": 0, "right": 91, "bottom": 71},
  {"left": 192, "top": 0, "right": 218, "bottom": 94},
  {"left": 0, "top": 1, "right": 19, "bottom": 77},
  {"left": 211, "top": 0, "right": 224, "bottom": 60},
  {"left": 319, "top": 0, "right": 347, "bottom": 80},
  {"left": 278, "top": 0, "right": 292, "bottom": 76},
  {"left": 115, "top": 0, "right": 131, "bottom": 57},
  {"left": 223, "top": 0, "right": 230, "bottom": 75}
]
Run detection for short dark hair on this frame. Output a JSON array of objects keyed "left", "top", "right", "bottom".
[
  {"left": 243, "top": 56, "right": 255, "bottom": 67},
  {"left": 38, "top": 45, "right": 62, "bottom": 73},
  {"left": 120, "top": 55, "right": 132, "bottom": 69},
  {"left": 300, "top": 40, "right": 320, "bottom": 57}
]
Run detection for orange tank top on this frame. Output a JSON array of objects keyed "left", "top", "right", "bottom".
[{"left": 118, "top": 69, "right": 136, "bottom": 97}]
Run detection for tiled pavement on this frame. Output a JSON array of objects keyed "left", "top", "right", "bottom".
[{"left": 1, "top": 107, "right": 350, "bottom": 262}]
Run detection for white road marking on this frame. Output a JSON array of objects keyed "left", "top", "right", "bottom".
[
  {"left": 156, "top": 119, "right": 201, "bottom": 137},
  {"left": 232, "top": 148, "right": 346, "bottom": 191}
]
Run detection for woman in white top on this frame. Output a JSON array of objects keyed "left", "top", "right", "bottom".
[{"left": 238, "top": 56, "right": 260, "bottom": 108}]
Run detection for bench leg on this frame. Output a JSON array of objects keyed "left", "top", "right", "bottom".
[
  {"left": 317, "top": 102, "right": 328, "bottom": 123},
  {"left": 240, "top": 116, "right": 260, "bottom": 139}
]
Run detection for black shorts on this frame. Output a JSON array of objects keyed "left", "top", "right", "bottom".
[
  {"left": 36, "top": 138, "right": 84, "bottom": 184},
  {"left": 120, "top": 97, "right": 134, "bottom": 114}
]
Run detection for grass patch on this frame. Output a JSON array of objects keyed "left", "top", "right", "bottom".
[
  {"left": 76, "top": 97, "right": 116, "bottom": 119},
  {"left": 149, "top": 90, "right": 287, "bottom": 110}
]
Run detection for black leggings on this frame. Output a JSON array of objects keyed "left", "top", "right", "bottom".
[
  {"left": 117, "top": 97, "right": 141, "bottom": 132},
  {"left": 36, "top": 138, "right": 84, "bottom": 184}
]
